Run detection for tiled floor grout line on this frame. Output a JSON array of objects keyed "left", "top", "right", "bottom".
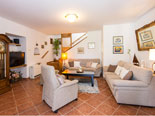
[
  {"left": 63, "top": 99, "right": 85, "bottom": 115},
  {"left": 91, "top": 94, "right": 113, "bottom": 115},
  {"left": 136, "top": 106, "right": 141, "bottom": 115},
  {"left": 19, "top": 80, "right": 41, "bottom": 115},
  {"left": 12, "top": 83, "right": 20, "bottom": 116},
  {"left": 111, "top": 105, "right": 121, "bottom": 115}
]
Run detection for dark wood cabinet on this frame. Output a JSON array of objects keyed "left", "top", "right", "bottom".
[
  {"left": 47, "top": 61, "right": 60, "bottom": 70},
  {"left": 0, "top": 34, "right": 11, "bottom": 95}
]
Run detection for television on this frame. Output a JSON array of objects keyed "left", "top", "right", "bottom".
[{"left": 10, "top": 52, "right": 25, "bottom": 67}]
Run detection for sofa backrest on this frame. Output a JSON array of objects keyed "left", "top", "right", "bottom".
[
  {"left": 118, "top": 60, "right": 126, "bottom": 67},
  {"left": 118, "top": 60, "right": 133, "bottom": 70},
  {"left": 130, "top": 66, "right": 153, "bottom": 85},
  {"left": 68, "top": 59, "right": 100, "bottom": 67}
]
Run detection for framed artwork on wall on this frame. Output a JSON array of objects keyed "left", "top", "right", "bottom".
[
  {"left": 135, "top": 21, "right": 155, "bottom": 51},
  {"left": 45, "top": 41, "right": 47, "bottom": 45},
  {"left": 41, "top": 45, "right": 44, "bottom": 49},
  {"left": 113, "top": 36, "right": 123, "bottom": 44},
  {"left": 50, "top": 38, "right": 53, "bottom": 44},
  {"left": 88, "top": 42, "right": 95, "bottom": 49},
  {"left": 77, "top": 47, "right": 84, "bottom": 54},
  {"left": 113, "top": 46, "right": 124, "bottom": 54}
]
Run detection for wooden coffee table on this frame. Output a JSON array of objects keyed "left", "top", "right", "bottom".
[{"left": 62, "top": 69, "right": 95, "bottom": 87}]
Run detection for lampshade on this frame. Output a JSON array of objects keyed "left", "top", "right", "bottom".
[
  {"left": 149, "top": 49, "right": 155, "bottom": 61},
  {"left": 61, "top": 53, "right": 67, "bottom": 60},
  {"left": 65, "top": 14, "right": 78, "bottom": 23}
]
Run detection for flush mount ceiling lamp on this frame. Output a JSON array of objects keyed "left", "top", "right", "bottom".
[{"left": 65, "top": 14, "right": 78, "bottom": 23}]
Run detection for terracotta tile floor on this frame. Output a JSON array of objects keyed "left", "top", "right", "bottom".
[{"left": 0, "top": 77, "right": 155, "bottom": 115}]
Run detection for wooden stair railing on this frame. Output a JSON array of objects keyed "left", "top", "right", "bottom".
[
  {"left": 41, "top": 51, "right": 49, "bottom": 59},
  {"left": 65, "top": 36, "right": 88, "bottom": 52},
  {"left": 71, "top": 33, "right": 87, "bottom": 46}
]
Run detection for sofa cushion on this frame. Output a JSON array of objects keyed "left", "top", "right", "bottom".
[
  {"left": 107, "top": 65, "right": 117, "bottom": 72},
  {"left": 130, "top": 66, "right": 152, "bottom": 85},
  {"left": 120, "top": 68, "right": 129, "bottom": 79},
  {"left": 118, "top": 60, "right": 126, "bottom": 67},
  {"left": 111, "top": 80, "right": 148, "bottom": 87},
  {"left": 82, "top": 67, "right": 96, "bottom": 71},
  {"left": 115, "top": 66, "right": 123, "bottom": 75},
  {"left": 123, "top": 71, "right": 133, "bottom": 80},
  {"left": 74, "top": 61, "right": 81, "bottom": 67},
  {"left": 68, "top": 61, "right": 74, "bottom": 67},
  {"left": 91, "top": 62, "right": 98, "bottom": 68},
  {"left": 106, "top": 74, "right": 121, "bottom": 79},
  {"left": 69, "top": 67, "right": 79, "bottom": 70},
  {"left": 86, "top": 62, "right": 92, "bottom": 68}
]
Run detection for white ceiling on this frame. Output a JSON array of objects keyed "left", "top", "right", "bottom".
[{"left": 0, "top": 0, "right": 154, "bottom": 35}]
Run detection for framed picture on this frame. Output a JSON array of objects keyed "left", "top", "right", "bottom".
[
  {"left": 77, "top": 47, "right": 84, "bottom": 54},
  {"left": 140, "top": 30, "right": 153, "bottom": 41},
  {"left": 143, "top": 41, "right": 154, "bottom": 48},
  {"left": 50, "top": 38, "right": 53, "bottom": 44},
  {"left": 113, "top": 36, "right": 123, "bottom": 44},
  {"left": 88, "top": 42, "right": 95, "bottom": 49},
  {"left": 45, "top": 41, "right": 47, "bottom": 45},
  {"left": 113, "top": 46, "right": 124, "bottom": 54},
  {"left": 135, "top": 21, "right": 155, "bottom": 51},
  {"left": 41, "top": 45, "right": 44, "bottom": 49}
]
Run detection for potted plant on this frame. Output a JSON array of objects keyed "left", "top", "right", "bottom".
[{"left": 53, "top": 39, "right": 60, "bottom": 61}]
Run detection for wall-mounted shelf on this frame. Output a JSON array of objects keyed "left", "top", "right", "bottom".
[
  {"left": 9, "top": 43, "right": 21, "bottom": 46},
  {"left": 34, "top": 54, "right": 40, "bottom": 55},
  {"left": 10, "top": 64, "right": 27, "bottom": 69}
]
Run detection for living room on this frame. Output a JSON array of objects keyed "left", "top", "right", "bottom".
[{"left": 0, "top": 0, "right": 155, "bottom": 115}]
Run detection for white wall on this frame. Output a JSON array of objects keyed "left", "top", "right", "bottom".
[
  {"left": 49, "top": 30, "right": 103, "bottom": 62},
  {"left": 103, "top": 23, "right": 136, "bottom": 66},
  {"left": 103, "top": 8, "right": 155, "bottom": 67},
  {"left": 134, "top": 8, "right": 155, "bottom": 68},
  {"left": 67, "top": 30, "right": 102, "bottom": 61},
  {"left": 0, "top": 16, "right": 53, "bottom": 78}
]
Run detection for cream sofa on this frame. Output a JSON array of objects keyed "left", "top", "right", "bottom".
[
  {"left": 65, "top": 59, "right": 102, "bottom": 77},
  {"left": 103, "top": 61, "right": 155, "bottom": 107}
]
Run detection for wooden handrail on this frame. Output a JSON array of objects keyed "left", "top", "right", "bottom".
[
  {"left": 71, "top": 33, "right": 87, "bottom": 45},
  {"left": 65, "top": 36, "right": 88, "bottom": 52},
  {"left": 41, "top": 51, "right": 49, "bottom": 59}
]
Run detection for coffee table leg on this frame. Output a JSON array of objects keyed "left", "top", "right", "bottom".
[
  {"left": 66, "top": 75, "right": 69, "bottom": 79},
  {"left": 91, "top": 75, "right": 94, "bottom": 87}
]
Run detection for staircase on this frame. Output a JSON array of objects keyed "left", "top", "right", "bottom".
[{"left": 62, "top": 33, "right": 88, "bottom": 53}]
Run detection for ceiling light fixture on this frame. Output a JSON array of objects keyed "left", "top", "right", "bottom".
[{"left": 65, "top": 14, "right": 78, "bottom": 23}]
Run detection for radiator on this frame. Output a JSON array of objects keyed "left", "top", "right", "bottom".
[{"left": 29, "top": 63, "right": 41, "bottom": 79}]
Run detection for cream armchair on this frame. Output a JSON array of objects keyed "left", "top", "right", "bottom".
[{"left": 41, "top": 65, "right": 78, "bottom": 113}]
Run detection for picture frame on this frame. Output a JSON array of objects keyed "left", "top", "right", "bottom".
[
  {"left": 41, "top": 45, "right": 44, "bottom": 49},
  {"left": 135, "top": 21, "right": 155, "bottom": 51},
  {"left": 45, "top": 41, "right": 47, "bottom": 45},
  {"left": 143, "top": 41, "right": 154, "bottom": 48},
  {"left": 113, "top": 36, "right": 123, "bottom": 44},
  {"left": 77, "top": 47, "right": 84, "bottom": 54},
  {"left": 88, "top": 42, "right": 95, "bottom": 49},
  {"left": 50, "top": 38, "right": 53, "bottom": 44},
  {"left": 140, "top": 30, "right": 153, "bottom": 41},
  {"left": 113, "top": 46, "right": 124, "bottom": 54}
]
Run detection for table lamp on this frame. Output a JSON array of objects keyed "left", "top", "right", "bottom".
[
  {"left": 149, "top": 49, "right": 155, "bottom": 74},
  {"left": 61, "top": 53, "right": 68, "bottom": 69}
]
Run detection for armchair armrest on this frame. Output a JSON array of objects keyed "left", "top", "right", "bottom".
[
  {"left": 103, "top": 66, "right": 109, "bottom": 72},
  {"left": 58, "top": 80, "right": 78, "bottom": 89},
  {"left": 112, "top": 80, "right": 148, "bottom": 87}
]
